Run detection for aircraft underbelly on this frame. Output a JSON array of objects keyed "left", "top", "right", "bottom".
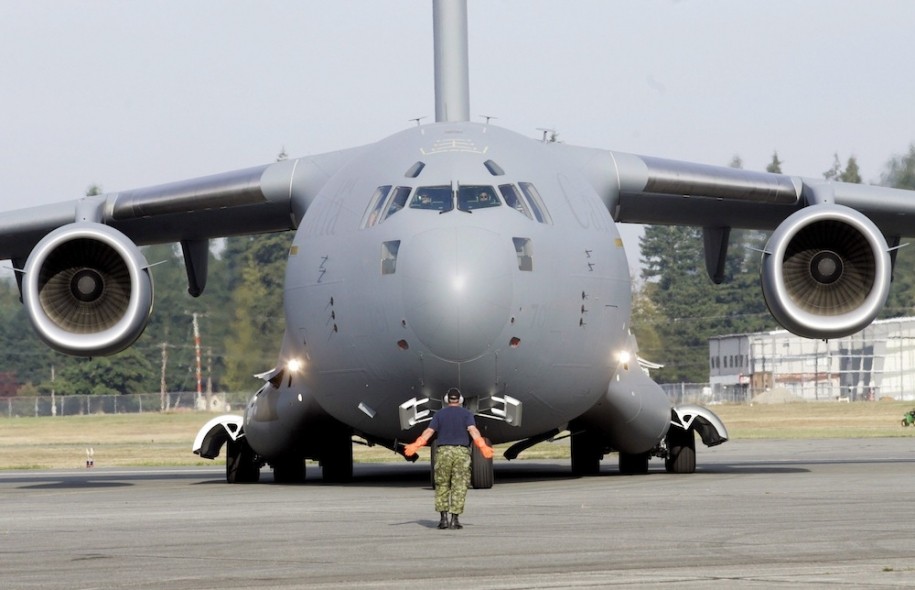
[{"left": 286, "top": 276, "right": 628, "bottom": 442}]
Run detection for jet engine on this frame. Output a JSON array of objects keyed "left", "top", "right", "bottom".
[
  {"left": 761, "top": 204, "right": 891, "bottom": 340},
  {"left": 22, "top": 223, "right": 153, "bottom": 356}
]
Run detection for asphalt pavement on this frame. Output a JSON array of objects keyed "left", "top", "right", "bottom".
[{"left": 1, "top": 438, "right": 914, "bottom": 589}]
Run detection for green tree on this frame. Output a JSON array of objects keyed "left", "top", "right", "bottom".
[
  {"left": 135, "top": 243, "right": 233, "bottom": 394},
  {"left": 222, "top": 232, "right": 294, "bottom": 392},
  {"left": 53, "top": 348, "right": 154, "bottom": 396},
  {"left": 629, "top": 282, "right": 662, "bottom": 358},
  {"left": 882, "top": 144, "right": 915, "bottom": 188},
  {"left": 637, "top": 225, "right": 718, "bottom": 382},
  {"left": 766, "top": 151, "right": 783, "bottom": 173},
  {"left": 881, "top": 144, "right": 915, "bottom": 316},
  {"left": 824, "top": 153, "right": 861, "bottom": 183}
]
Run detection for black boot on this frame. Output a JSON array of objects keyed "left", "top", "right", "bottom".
[
  {"left": 449, "top": 513, "right": 462, "bottom": 530},
  {"left": 437, "top": 512, "right": 449, "bottom": 529}
]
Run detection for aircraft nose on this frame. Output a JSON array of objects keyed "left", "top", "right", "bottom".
[{"left": 400, "top": 227, "right": 514, "bottom": 362}]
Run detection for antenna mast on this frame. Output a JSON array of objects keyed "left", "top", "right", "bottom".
[{"left": 433, "top": 0, "right": 470, "bottom": 122}]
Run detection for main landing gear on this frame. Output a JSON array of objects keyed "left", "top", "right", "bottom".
[{"left": 568, "top": 426, "right": 696, "bottom": 475}]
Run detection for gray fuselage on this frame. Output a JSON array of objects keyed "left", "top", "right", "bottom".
[{"left": 246, "top": 122, "right": 636, "bottom": 451}]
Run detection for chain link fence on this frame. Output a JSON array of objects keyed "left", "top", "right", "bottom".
[
  {"left": 0, "top": 392, "right": 233, "bottom": 418},
  {"left": 659, "top": 383, "right": 719, "bottom": 405}
]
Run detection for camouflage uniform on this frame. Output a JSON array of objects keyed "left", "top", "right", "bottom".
[{"left": 434, "top": 445, "right": 471, "bottom": 514}]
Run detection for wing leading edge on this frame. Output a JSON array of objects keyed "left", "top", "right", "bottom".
[
  {"left": 0, "top": 145, "right": 365, "bottom": 263},
  {"left": 556, "top": 143, "right": 915, "bottom": 238}
]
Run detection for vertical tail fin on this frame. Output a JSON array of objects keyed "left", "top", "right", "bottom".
[{"left": 433, "top": 0, "right": 470, "bottom": 122}]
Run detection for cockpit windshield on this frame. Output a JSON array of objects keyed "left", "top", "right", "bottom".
[
  {"left": 382, "top": 186, "right": 412, "bottom": 220},
  {"left": 362, "top": 181, "right": 543, "bottom": 229},
  {"left": 409, "top": 185, "right": 453, "bottom": 212},
  {"left": 457, "top": 185, "right": 500, "bottom": 211}
]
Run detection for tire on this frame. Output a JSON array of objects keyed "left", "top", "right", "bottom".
[
  {"left": 320, "top": 425, "right": 353, "bottom": 483},
  {"left": 272, "top": 456, "right": 306, "bottom": 483},
  {"left": 665, "top": 427, "right": 696, "bottom": 474},
  {"left": 226, "top": 439, "right": 260, "bottom": 483},
  {"left": 571, "top": 431, "right": 602, "bottom": 476},
  {"left": 470, "top": 439, "right": 494, "bottom": 489},
  {"left": 618, "top": 451, "right": 649, "bottom": 475}
]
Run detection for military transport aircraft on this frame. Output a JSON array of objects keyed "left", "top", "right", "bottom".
[{"left": 3, "top": 0, "right": 912, "bottom": 486}]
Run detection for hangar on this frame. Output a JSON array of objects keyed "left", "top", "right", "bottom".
[{"left": 709, "top": 317, "right": 915, "bottom": 402}]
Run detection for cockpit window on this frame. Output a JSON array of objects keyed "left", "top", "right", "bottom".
[
  {"left": 409, "top": 185, "right": 453, "bottom": 212},
  {"left": 382, "top": 186, "right": 412, "bottom": 220},
  {"left": 404, "top": 161, "right": 426, "bottom": 178},
  {"left": 498, "top": 184, "right": 532, "bottom": 220},
  {"left": 519, "top": 182, "right": 552, "bottom": 224},
  {"left": 457, "top": 185, "right": 500, "bottom": 211},
  {"left": 362, "top": 185, "right": 392, "bottom": 228},
  {"left": 484, "top": 160, "right": 505, "bottom": 176}
]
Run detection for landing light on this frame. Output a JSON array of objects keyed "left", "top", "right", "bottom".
[
  {"left": 286, "top": 359, "right": 304, "bottom": 373},
  {"left": 616, "top": 350, "right": 632, "bottom": 365}
]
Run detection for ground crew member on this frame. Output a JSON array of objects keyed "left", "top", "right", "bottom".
[{"left": 404, "top": 388, "right": 494, "bottom": 530}]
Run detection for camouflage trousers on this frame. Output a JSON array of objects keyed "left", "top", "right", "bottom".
[{"left": 434, "top": 445, "right": 471, "bottom": 514}]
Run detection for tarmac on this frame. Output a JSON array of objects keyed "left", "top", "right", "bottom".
[{"left": 1, "top": 438, "right": 914, "bottom": 589}]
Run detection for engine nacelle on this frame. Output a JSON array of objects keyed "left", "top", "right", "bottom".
[
  {"left": 22, "top": 223, "right": 154, "bottom": 356},
  {"left": 761, "top": 204, "right": 891, "bottom": 340}
]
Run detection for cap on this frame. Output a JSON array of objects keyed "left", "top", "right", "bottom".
[{"left": 446, "top": 388, "right": 462, "bottom": 402}]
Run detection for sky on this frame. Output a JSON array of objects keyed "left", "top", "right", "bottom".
[{"left": 2, "top": 0, "right": 915, "bottom": 273}]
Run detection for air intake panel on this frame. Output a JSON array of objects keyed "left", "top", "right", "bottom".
[
  {"left": 761, "top": 205, "right": 890, "bottom": 340},
  {"left": 23, "top": 223, "right": 153, "bottom": 356}
]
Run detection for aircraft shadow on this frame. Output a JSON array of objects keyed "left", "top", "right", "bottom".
[
  {"left": 5, "top": 460, "right": 817, "bottom": 490},
  {"left": 246, "top": 460, "right": 812, "bottom": 487}
]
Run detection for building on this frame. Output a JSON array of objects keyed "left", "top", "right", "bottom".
[{"left": 709, "top": 317, "right": 915, "bottom": 402}]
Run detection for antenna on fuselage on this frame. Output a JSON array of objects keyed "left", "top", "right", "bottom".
[
  {"left": 433, "top": 0, "right": 470, "bottom": 123},
  {"left": 537, "top": 128, "right": 560, "bottom": 143},
  {"left": 409, "top": 116, "right": 428, "bottom": 127},
  {"left": 481, "top": 115, "right": 497, "bottom": 125}
]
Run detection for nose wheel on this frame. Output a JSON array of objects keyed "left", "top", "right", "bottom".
[
  {"left": 664, "top": 427, "right": 696, "bottom": 474},
  {"left": 471, "top": 438, "right": 493, "bottom": 489}
]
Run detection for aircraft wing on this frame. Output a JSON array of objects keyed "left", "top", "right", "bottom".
[
  {"left": 0, "top": 145, "right": 365, "bottom": 356},
  {"left": 557, "top": 142, "right": 915, "bottom": 340},
  {"left": 557, "top": 144, "right": 915, "bottom": 239},
  {"left": 0, "top": 145, "right": 365, "bottom": 264}
]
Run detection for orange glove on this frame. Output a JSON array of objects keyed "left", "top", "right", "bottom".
[
  {"left": 404, "top": 437, "right": 427, "bottom": 457},
  {"left": 474, "top": 437, "right": 495, "bottom": 459}
]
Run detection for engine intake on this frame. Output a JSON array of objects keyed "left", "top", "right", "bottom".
[
  {"left": 761, "top": 204, "right": 890, "bottom": 339},
  {"left": 23, "top": 223, "right": 154, "bottom": 356}
]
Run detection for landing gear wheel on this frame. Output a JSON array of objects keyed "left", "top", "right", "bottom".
[
  {"left": 665, "top": 427, "right": 696, "bottom": 474},
  {"left": 320, "top": 425, "right": 353, "bottom": 483},
  {"left": 226, "top": 438, "right": 260, "bottom": 483},
  {"left": 272, "top": 456, "right": 306, "bottom": 483},
  {"left": 471, "top": 438, "right": 494, "bottom": 489},
  {"left": 571, "top": 431, "right": 602, "bottom": 476},
  {"left": 618, "top": 451, "right": 650, "bottom": 475}
]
